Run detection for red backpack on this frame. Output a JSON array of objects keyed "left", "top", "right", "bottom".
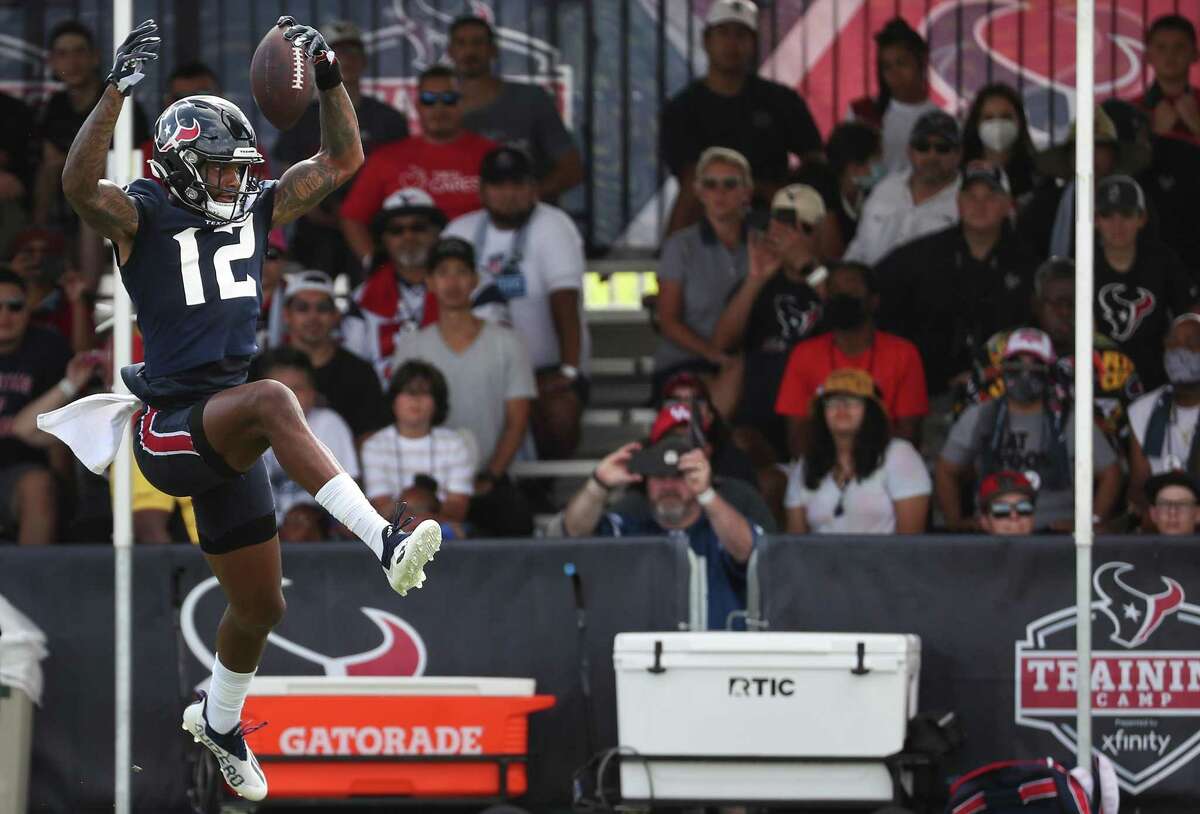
[{"left": 945, "top": 759, "right": 1091, "bottom": 814}]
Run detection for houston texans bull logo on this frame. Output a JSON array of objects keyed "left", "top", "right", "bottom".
[
  {"left": 157, "top": 108, "right": 202, "bottom": 154},
  {"left": 1016, "top": 561, "right": 1200, "bottom": 794},
  {"left": 1098, "top": 283, "right": 1156, "bottom": 343},
  {"left": 1095, "top": 563, "right": 1186, "bottom": 649},
  {"left": 182, "top": 577, "right": 426, "bottom": 680}
]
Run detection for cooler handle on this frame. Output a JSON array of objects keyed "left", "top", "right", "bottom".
[
  {"left": 851, "top": 641, "right": 871, "bottom": 676},
  {"left": 647, "top": 640, "right": 666, "bottom": 674}
]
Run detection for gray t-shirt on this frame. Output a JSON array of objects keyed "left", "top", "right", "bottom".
[
  {"left": 653, "top": 220, "right": 748, "bottom": 371},
  {"left": 391, "top": 322, "right": 536, "bottom": 465},
  {"left": 941, "top": 402, "right": 1116, "bottom": 530},
  {"left": 461, "top": 81, "right": 575, "bottom": 178}
]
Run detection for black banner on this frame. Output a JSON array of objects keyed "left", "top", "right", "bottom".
[
  {"left": 0, "top": 539, "right": 690, "bottom": 813},
  {"left": 756, "top": 536, "right": 1200, "bottom": 809}
]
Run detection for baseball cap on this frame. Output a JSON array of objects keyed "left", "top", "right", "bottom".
[
  {"left": 648, "top": 402, "right": 711, "bottom": 444},
  {"left": 909, "top": 110, "right": 961, "bottom": 147},
  {"left": 705, "top": 0, "right": 758, "bottom": 32},
  {"left": 978, "top": 470, "right": 1037, "bottom": 504},
  {"left": 377, "top": 187, "right": 448, "bottom": 227},
  {"left": 324, "top": 20, "right": 364, "bottom": 48},
  {"left": 1096, "top": 174, "right": 1146, "bottom": 215},
  {"left": 961, "top": 162, "right": 1011, "bottom": 195},
  {"left": 480, "top": 146, "right": 535, "bottom": 184},
  {"left": 1002, "top": 327, "right": 1055, "bottom": 365},
  {"left": 771, "top": 184, "right": 826, "bottom": 226},
  {"left": 816, "top": 368, "right": 882, "bottom": 402},
  {"left": 1146, "top": 470, "right": 1200, "bottom": 504},
  {"left": 426, "top": 236, "right": 476, "bottom": 271},
  {"left": 284, "top": 269, "right": 335, "bottom": 302}
]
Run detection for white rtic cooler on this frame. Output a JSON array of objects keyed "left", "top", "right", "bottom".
[{"left": 613, "top": 632, "right": 920, "bottom": 804}]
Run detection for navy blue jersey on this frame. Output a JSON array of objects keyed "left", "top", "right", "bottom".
[{"left": 119, "top": 178, "right": 278, "bottom": 382}]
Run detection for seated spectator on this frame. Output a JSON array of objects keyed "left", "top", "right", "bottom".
[
  {"left": 560, "top": 408, "right": 772, "bottom": 630},
  {"left": 714, "top": 184, "right": 826, "bottom": 456},
  {"left": 391, "top": 238, "right": 535, "bottom": 537},
  {"left": 361, "top": 360, "right": 475, "bottom": 525},
  {"left": 1093, "top": 175, "right": 1198, "bottom": 390},
  {"left": 282, "top": 270, "right": 390, "bottom": 440},
  {"left": 0, "top": 89, "right": 35, "bottom": 254},
  {"left": 660, "top": 0, "right": 822, "bottom": 234},
  {"left": 1021, "top": 104, "right": 1150, "bottom": 258},
  {"left": 790, "top": 122, "right": 882, "bottom": 259},
  {"left": 877, "top": 164, "right": 1037, "bottom": 398},
  {"left": 448, "top": 15, "right": 583, "bottom": 200},
  {"left": 275, "top": 21, "right": 409, "bottom": 285},
  {"left": 5, "top": 227, "right": 94, "bottom": 352},
  {"left": 652, "top": 146, "right": 751, "bottom": 403},
  {"left": 256, "top": 229, "right": 294, "bottom": 352},
  {"left": 935, "top": 328, "right": 1121, "bottom": 532},
  {"left": 253, "top": 348, "right": 359, "bottom": 540},
  {"left": 33, "top": 21, "right": 150, "bottom": 281},
  {"left": 340, "top": 65, "right": 496, "bottom": 264},
  {"left": 960, "top": 83, "right": 1040, "bottom": 201},
  {"left": 1145, "top": 471, "right": 1200, "bottom": 536},
  {"left": 776, "top": 261, "right": 928, "bottom": 457},
  {"left": 846, "top": 18, "right": 938, "bottom": 174},
  {"left": 784, "top": 369, "right": 930, "bottom": 534},
  {"left": 844, "top": 110, "right": 961, "bottom": 266},
  {"left": 1127, "top": 314, "right": 1200, "bottom": 514},
  {"left": 0, "top": 270, "right": 71, "bottom": 544},
  {"left": 399, "top": 474, "right": 467, "bottom": 542},
  {"left": 1139, "top": 15, "right": 1200, "bottom": 146},
  {"left": 344, "top": 188, "right": 446, "bottom": 383},
  {"left": 278, "top": 504, "right": 328, "bottom": 543},
  {"left": 444, "top": 146, "right": 590, "bottom": 459},
  {"left": 976, "top": 470, "right": 1037, "bottom": 536}
]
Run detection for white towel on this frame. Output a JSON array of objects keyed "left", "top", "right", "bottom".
[{"left": 36, "top": 393, "right": 142, "bottom": 474}]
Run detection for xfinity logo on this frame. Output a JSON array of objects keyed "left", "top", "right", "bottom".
[
  {"left": 728, "top": 677, "right": 795, "bottom": 697},
  {"left": 1101, "top": 728, "right": 1172, "bottom": 759}
]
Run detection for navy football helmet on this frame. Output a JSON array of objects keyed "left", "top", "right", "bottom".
[{"left": 149, "top": 95, "right": 265, "bottom": 223}]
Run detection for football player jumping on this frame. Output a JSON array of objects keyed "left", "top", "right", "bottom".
[{"left": 59, "top": 18, "right": 440, "bottom": 801}]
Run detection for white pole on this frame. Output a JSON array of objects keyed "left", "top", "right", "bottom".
[
  {"left": 1073, "top": 0, "right": 1095, "bottom": 776},
  {"left": 110, "top": 2, "right": 135, "bottom": 813}
]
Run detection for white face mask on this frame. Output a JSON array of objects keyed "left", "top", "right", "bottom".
[{"left": 978, "top": 118, "right": 1019, "bottom": 153}]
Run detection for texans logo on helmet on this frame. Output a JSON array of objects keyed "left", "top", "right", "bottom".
[
  {"left": 157, "top": 109, "right": 202, "bottom": 154},
  {"left": 1016, "top": 562, "right": 1200, "bottom": 794},
  {"left": 182, "top": 577, "right": 427, "bottom": 681}
]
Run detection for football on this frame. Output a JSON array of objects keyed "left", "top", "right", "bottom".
[{"left": 250, "top": 21, "right": 314, "bottom": 131}]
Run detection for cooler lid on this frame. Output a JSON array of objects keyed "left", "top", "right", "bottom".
[
  {"left": 247, "top": 676, "right": 537, "bottom": 696},
  {"left": 614, "top": 631, "right": 918, "bottom": 657}
]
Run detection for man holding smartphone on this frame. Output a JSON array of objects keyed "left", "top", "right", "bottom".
[{"left": 559, "top": 402, "right": 767, "bottom": 630}]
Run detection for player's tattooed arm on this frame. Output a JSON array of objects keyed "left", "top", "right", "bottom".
[
  {"left": 61, "top": 84, "right": 139, "bottom": 251},
  {"left": 272, "top": 84, "right": 364, "bottom": 228}
]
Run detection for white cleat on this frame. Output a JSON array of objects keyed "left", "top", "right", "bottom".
[
  {"left": 380, "top": 516, "right": 441, "bottom": 596},
  {"left": 181, "top": 692, "right": 269, "bottom": 802}
]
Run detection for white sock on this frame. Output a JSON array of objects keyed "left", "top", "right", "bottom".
[
  {"left": 207, "top": 655, "right": 256, "bottom": 735},
  {"left": 314, "top": 472, "right": 388, "bottom": 558}
]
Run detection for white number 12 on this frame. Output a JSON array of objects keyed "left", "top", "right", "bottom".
[{"left": 172, "top": 220, "right": 258, "bottom": 306}]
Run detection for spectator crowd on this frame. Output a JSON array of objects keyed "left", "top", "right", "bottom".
[{"left": 5, "top": 5, "right": 1200, "bottom": 626}]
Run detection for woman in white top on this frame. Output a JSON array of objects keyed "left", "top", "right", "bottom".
[
  {"left": 362, "top": 360, "right": 476, "bottom": 525},
  {"left": 785, "top": 368, "right": 930, "bottom": 534}
]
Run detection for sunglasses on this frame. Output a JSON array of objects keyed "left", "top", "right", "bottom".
[
  {"left": 911, "top": 139, "right": 956, "bottom": 155},
  {"left": 988, "top": 500, "right": 1035, "bottom": 519},
  {"left": 699, "top": 176, "right": 742, "bottom": 191},
  {"left": 1155, "top": 499, "right": 1197, "bottom": 513},
  {"left": 0, "top": 298, "right": 26, "bottom": 313},
  {"left": 399, "top": 385, "right": 434, "bottom": 397},
  {"left": 384, "top": 223, "right": 432, "bottom": 236},
  {"left": 419, "top": 90, "right": 461, "bottom": 107},
  {"left": 770, "top": 210, "right": 815, "bottom": 234},
  {"left": 288, "top": 300, "right": 337, "bottom": 315},
  {"left": 265, "top": 248, "right": 283, "bottom": 261}
]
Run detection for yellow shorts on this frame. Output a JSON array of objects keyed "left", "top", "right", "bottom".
[{"left": 128, "top": 458, "right": 199, "bottom": 543}]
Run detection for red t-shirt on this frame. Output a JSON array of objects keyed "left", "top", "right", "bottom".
[
  {"left": 774, "top": 331, "right": 929, "bottom": 421},
  {"left": 1138, "top": 86, "right": 1200, "bottom": 146},
  {"left": 339, "top": 132, "right": 497, "bottom": 224}
]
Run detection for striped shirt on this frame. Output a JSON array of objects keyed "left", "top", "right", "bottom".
[{"left": 362, "top": 425, "right": 476, "bottom": 502}]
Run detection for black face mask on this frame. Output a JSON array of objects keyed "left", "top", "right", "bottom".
[
  {"left": 1004, "top": 370, "right": 1048, "bottom": 403},
  {"left": 825, "top": 294, "right": 868, "bottom": 330}
]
